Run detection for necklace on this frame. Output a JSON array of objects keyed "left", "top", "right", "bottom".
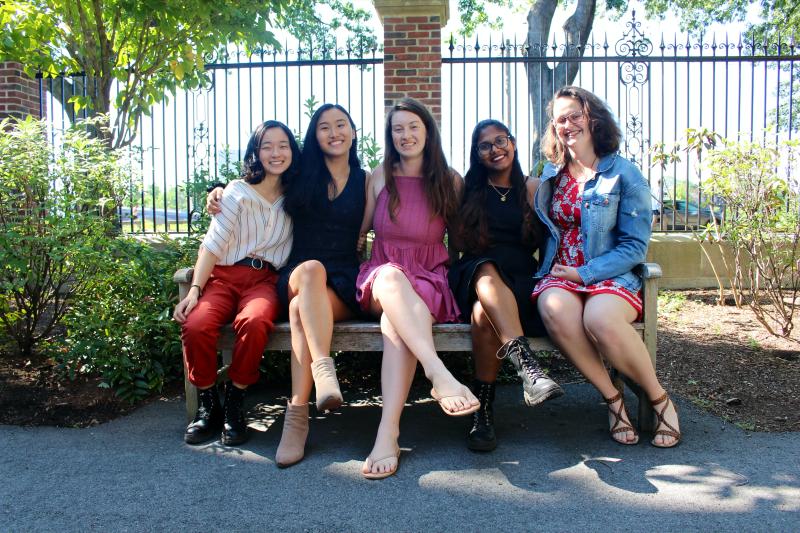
[{"left": 488, "top": 181, "right": 511, "bottom": 202}]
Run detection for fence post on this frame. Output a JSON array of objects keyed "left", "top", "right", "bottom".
[
  {"left": 0, "top": 62, "right": 43, "bottom": 120},
  {"left": 373, "top": 0, "right": 449, "bottom": 123}
]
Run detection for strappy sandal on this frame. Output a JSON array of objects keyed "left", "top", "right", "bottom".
[
  {"left": 604, "top": 391, "right": 640, "bottom": 445},
  {"left": 651, "top": 392, "right": 682, "bottom": 448}
]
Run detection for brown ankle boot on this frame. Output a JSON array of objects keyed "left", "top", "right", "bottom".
[
  {"left": 275, "top": 402, "right": 309, "bottom": 468},
  {"left": 310, "top": 357, "right": 343, "bottom": 412}
]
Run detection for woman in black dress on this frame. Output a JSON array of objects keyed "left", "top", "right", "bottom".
[
  {"left": 207, "top": 104, "right": 370, "bottom": 466},
  {"left": 449, "top": 119, "right": 562, "bottom": 452}
]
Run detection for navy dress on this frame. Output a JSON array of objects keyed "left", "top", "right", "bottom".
[
  {"left": 448, "top": 184, "right": 546, "bottom": 336},
  {"left": 277, "top": 167, "right": 366, "bottom": 316}
]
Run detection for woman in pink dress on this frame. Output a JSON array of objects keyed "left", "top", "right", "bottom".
[{"left": 356, "top": 98, "right": 480, "bottom": 479}]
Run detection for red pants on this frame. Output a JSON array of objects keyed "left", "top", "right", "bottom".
[{"left": 182, "top": 265, "right": 280, "bottom": 388}]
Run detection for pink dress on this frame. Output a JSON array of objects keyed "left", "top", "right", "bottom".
[
  {"left": 531, "top": 171, "right": 643, "bottom": 317},
  {"left": 356, "top": 175, "right": 460, "bottom": 323}
]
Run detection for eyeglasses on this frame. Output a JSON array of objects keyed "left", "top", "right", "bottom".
[
  {"left": 553, "top": 111, "right": 586, "bottom": 127},
  {"left": 476, "top": 135, "right": 511, "bottom": 156}
]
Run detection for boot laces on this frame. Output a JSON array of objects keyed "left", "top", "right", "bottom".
[
  {"left": 497, "top": 338, "right": 546, "bottom": 382},
  {"left": 471, "top": 384, "right": 493, "bottom": 430}
]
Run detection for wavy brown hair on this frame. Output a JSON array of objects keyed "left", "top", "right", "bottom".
[
  {"left": 383, "top": 98, "right": 458, "bottom": 225},
  {"left": 541, "top": 86, "right": 622, "bottom": 167},
  {"left": 457, "top": 120, "right": 540, "bottom": 253}
]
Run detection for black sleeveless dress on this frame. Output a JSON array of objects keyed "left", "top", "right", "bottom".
[
  {"left": 448, "top": 184, "right": 546, "bottom": 336},
  {"left": 277, "top": 167, "right": 366, "bottom": 316}
]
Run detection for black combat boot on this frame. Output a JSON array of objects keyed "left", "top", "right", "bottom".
[
  {"left": 500, "top": 336, "right": 564, "bottom": 407},
  {"left": 221, "top": 382, "right": 249, "bottom": 446},
  {"left": 467, "top": 379, "right": 497, "bottom": 452},
  {"left": 184, "top": 385, "right": 223, "bottom": 445}
]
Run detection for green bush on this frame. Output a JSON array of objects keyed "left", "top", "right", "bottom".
[
  {"left": 0, "top": 116, "right": 126, "bottom": 357},
  {"left": 58, "top": 236, "right": 198, "bottom": 401}
]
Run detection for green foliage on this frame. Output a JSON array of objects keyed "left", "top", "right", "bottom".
[
  {"left": 456, "top": 0, "right": 628, "bottom": 36},
  {"left": 702, "top": 137, "right": 800, "bottom": 337},
  {"left": 0, "top": 0, "right": 376, "bottom": 148},
  {"left": 658, "top": 290, "right": 687, "bottom": 315},
  {"left": 57, "top": 236, "right": 196, "bottom": 402},
  {"left": 357, "top": 133, "right": 383, "bottom": 171},
  {"left": 0, "top": 116, "right": 127, "bottom": 356}
]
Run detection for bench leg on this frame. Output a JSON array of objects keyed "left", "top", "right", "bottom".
[{"left": 184, "top": 373, "right": 198, "bottom": 424}]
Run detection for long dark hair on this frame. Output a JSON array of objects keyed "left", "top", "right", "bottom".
[
  {"left": 241, "top": 120, "right": 301, "bottom": 189},
  {"left": 383, "top": 98, "right": 458, "bottom": 225},
  {"left": 541, "top": 85, "right": 622, "bottom": 166},
  {"left": 284, "top": 103, "right": 361, "bottom": 216},
  {"left": 457, "top": 119, "right": 539, "bottom": 253}
]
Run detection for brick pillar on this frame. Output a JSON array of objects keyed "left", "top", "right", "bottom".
[
  {"left": 374, "top": 0, "right": 449, "bottom": 123},
  {"left": 0, "top": 62, "right": 43, "bottom": 120}
]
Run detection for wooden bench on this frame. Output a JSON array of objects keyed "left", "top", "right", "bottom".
[{"left": 174, "top": 262, "right": 662, "bottom": 431}]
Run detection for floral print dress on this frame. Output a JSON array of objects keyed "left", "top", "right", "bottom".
[{"left": 531, "top": 170, "right": 642, "bottom": 317}]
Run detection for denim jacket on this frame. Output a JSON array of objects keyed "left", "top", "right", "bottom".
[{"left": 533, "top": 152, "right": 652, "bottom": 293}]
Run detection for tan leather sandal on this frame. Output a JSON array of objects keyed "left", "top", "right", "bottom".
[
  {"left": 604, "top": 391, "right": 640, "bottom": 445},
  {"left": 651, "top": 392, "right": 682, "bottom": 448}
]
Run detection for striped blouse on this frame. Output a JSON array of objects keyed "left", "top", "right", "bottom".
[{"left": 202, "top": 179, "right": 293, "bottom": 269}]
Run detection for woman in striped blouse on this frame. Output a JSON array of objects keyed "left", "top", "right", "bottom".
[{"left": 174, "top": 120, "right": 299, "bottom": 447}]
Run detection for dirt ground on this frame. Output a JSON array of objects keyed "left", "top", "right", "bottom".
[{"left": 0, "top": 289, "right": 798, "bottom": 431}]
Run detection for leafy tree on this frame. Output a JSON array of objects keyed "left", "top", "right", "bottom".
[
  {"left": 0, "top": 0, "right": 376, "bottom": 149},
  {"left": 458, "top": 0, "right": 627, "bottom": 161}
]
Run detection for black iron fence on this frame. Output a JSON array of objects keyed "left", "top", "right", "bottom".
[
  {"left": 40, "top": 13, "right": 800, "bottom": 233},
  {"left": 443, "top": 12, "right": 800, "bottom": 230},
  {"left": 41, "top": 39, "right": 382, "bottom": 234}
]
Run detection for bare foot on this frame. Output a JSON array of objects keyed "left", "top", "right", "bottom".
[
  {"left": 428, "top": 370, "right": 480, "bottom": 415},
  {"left": 362, "top": 433, "right": 400, "bottom": 479}
]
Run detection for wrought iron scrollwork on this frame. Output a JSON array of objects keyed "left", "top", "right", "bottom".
[{"left": 615, "top": 10, "right": 652, "bottom": 166}]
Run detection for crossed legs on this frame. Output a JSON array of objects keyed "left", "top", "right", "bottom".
[
  {"left": 470, "top": 262, "right": 524, "bottom": 380},
  {"left": 361, "top": 266, "right": 479, "bottom": 477},
  {"left": 287, "top": 260, "right": 352, "bottom": 407},
  {"left": 537, "top": 288, "right": 679, "bottom": 446}
]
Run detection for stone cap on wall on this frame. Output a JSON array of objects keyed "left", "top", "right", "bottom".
[{"left": 373, "top": 0, "right": 449, "bottom": 26}]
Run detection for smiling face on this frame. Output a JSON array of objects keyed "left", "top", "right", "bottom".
[
  {"left": 258, "top": 127, "right": 293, "bottom": 178},
  {"left": 552, "top": 96, "right": 592, "bottom": 153},
  {"left": 476, "top": 125, "right": 515, "bottom": 173},
  {"left": 390, "top": 110, "right": 426, "bottom": 160},
  {"left": 316, "top": 107, "right": 354, "bottom": 158}
]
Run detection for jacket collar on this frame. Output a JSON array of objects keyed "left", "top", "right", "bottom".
[{"left": 540, "top": 152, "right": 620, "bottom": 183}]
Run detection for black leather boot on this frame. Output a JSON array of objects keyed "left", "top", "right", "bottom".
[
  {"left": 500, "top": 336, "right": 564, "bottom": 407},
  {"left": 184, "top": 385, "right": 223, "bottom": 445},
  {"left": 467, "top": 379, "right": 497, "bottom": 452},
  {"left": 221, "top": 382, "right": 249, "bottom": 446}
]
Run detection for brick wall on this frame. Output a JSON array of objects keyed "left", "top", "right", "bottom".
[
  {"left": 0, "top": 62, "right": 43, "bottom": 120},
  {"left": 382, "top": 15, "right": 444, "bottom": 121}
]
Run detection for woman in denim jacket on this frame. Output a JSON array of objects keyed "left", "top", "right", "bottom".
[{"left": 531, "top": 86, "right": 681, "bottom": 448}]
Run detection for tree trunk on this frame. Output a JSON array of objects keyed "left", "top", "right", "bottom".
[{"left": 526, "top": 0, "right": 596, "bottom": 168}]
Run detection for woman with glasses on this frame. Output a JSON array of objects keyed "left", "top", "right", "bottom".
[
  {"left": 532, "top": 86, "right": 681, "bottom": 448},
  {"left": 448, "top": 119, "right": 563, "bottom": 452}
]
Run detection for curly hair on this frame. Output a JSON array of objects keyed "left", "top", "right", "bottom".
[
  {"left": 541, "top": 86, "right": 622, "bottom": 166},
  {"left": 383, "top": 98, "right": 458, "bottom": 225},
  {"left": 241, "top": 120, "right": 301, "bottom": 189},
  {"left": 456, "top": 119, "right": 540, "bottom": 253}
]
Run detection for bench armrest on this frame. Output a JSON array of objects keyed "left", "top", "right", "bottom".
[
  {"left": 639, "top": 262, "right": 662, "bottom": 280},
  {"left": 174, "top": 267, "right": 195, "bottom": 300}
]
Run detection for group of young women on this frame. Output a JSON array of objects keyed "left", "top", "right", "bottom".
[{"left": 173, "top": 86, "right": 682, "bottom": 480}]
